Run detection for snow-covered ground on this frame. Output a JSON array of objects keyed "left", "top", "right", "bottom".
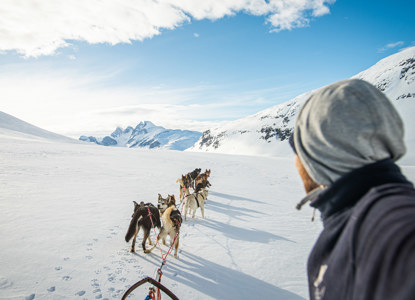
[{"left": 1, "top": 126, "right": 415, "bottom": 300}]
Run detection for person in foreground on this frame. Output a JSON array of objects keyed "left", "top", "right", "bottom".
[{"left": 290, "top": 79, "right": 415, "bottom": 300}]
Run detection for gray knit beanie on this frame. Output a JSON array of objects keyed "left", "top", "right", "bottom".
[{"left": 294, "top": 79, "right": 406, "bottom": 186}]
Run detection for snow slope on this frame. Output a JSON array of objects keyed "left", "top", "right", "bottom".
[
  {"left": 0, "top": 111, "right": 79, "bottom": 144},
  {"left": 353, "top": 46, "right": 415, "bottom": 158},
  {"left": 188, "top": 92, "right": 311, "bottom": 157},
  {"left": 189, "top": 47, "right": 415, "bottom": 159}
]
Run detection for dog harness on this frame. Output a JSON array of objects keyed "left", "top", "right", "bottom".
[
  {"left": 195, "top": 191, "right": 207, "bottom": 208},
  {"left": 170, "top": 209, "right": 182, "bottom": 229}
]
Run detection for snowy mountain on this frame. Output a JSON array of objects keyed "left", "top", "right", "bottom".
[
  {"left": 0, "top": 111, "right": 78, "bottom": 144},
  {"left": 188, "top": 93, "right": 311, "bottom": 157},
  {"left": 352, "top": 47, "right": 415, "bottom": 147},
  {"left": 80, "top": 121, "right": 202, "bottom": 151},
  {"left": 189, "top": 47, "right": 415, "bottom": 159}
]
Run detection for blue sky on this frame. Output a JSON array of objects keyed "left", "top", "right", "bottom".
[{"left": 0, "top": 0, "right": 414, "bottom": 137}]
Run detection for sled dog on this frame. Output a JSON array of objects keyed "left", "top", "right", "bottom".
[
  {"left": 181, "top": 168, "right": 201, "bottom": 191},
  {"left": 145, "top": 196, "right": 182, "bottom": 258},
  {"left": 189, "top": 168, "right": 202, "bottom": 179},
  {"left": 125, "top": 201, "right": 161, "bottom": 253},
  {"left": 176, "top": 178, "right": 190, "bottom": 202},
  {"left": 186, "top": 168, "right": 201, "bottom": 189},
  {"left": 195, "top": 179, "right": 211, "bottom": 193},
  {"left": 195, "top": 169, "right": 211, "bottom": 190},
  {"left": 183, "top": 188, "right": 209, "bottom": 221},
  {"left": 157, "top": 193, "right": 176, "bottom": 214}
]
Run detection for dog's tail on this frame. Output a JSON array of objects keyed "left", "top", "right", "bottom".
[{"left": 125, "top": 214, "right": 143, "bottom": 242}]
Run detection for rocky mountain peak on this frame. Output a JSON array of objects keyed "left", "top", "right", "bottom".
[{"left": 80, "top": 121, "right": 202, "bottom": 151}]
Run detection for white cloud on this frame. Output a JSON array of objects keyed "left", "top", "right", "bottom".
[
  {"left": 378, "top": 41, "right": 405, "bottom": 53},
  {"left": 0, "top": 0, "right": 335, "bottom": 57},
  {"left": 0, "top": 65, "right": 257, "bottom": 136},
  {"left": 0, "top": 63, "right": 302, "bottom": 137}
]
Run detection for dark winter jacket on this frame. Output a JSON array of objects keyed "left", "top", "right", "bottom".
[{"left": 307, "top": 159, "right": 415, "bottom": 300}]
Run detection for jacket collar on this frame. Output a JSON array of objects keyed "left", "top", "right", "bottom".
[{"left": 308, "top": 159, "right": 411, "bottom": 221}]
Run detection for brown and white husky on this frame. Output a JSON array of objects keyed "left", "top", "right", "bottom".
[{"left": 145, "top": 194, "right": 182, "bottom": 258}]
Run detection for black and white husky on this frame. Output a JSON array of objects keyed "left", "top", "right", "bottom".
[
  {"left": 183, "top": 188, "right": 208, "bottom": 221},
  {"left": 125, "top": 201, "right": 161, "bottom": 253}
]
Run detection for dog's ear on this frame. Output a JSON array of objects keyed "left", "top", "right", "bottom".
[{"left": 133, "top": 201, "right": 139, "bottom": 207}]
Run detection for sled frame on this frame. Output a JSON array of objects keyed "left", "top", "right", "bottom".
[{"left": 121, "top": 276, "right": 179, "bottom": 300}]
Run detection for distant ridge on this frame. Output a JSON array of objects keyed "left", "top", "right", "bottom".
[{"left": 80, "top": 121, "right": 202, "bottom": 151}]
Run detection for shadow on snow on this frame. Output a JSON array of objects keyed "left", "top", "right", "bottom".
[
  {"left": 209, "top": 191, "right": 265, "bottom": 204},
  {"left": 165, "top": 250, "right": 305, "bottom": 300},
  {"left": 199, "top": 218, "right": 294, "bottom": 244},
  {"left": 204, "top": 199, "right": 263, "bottom": 220}
]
